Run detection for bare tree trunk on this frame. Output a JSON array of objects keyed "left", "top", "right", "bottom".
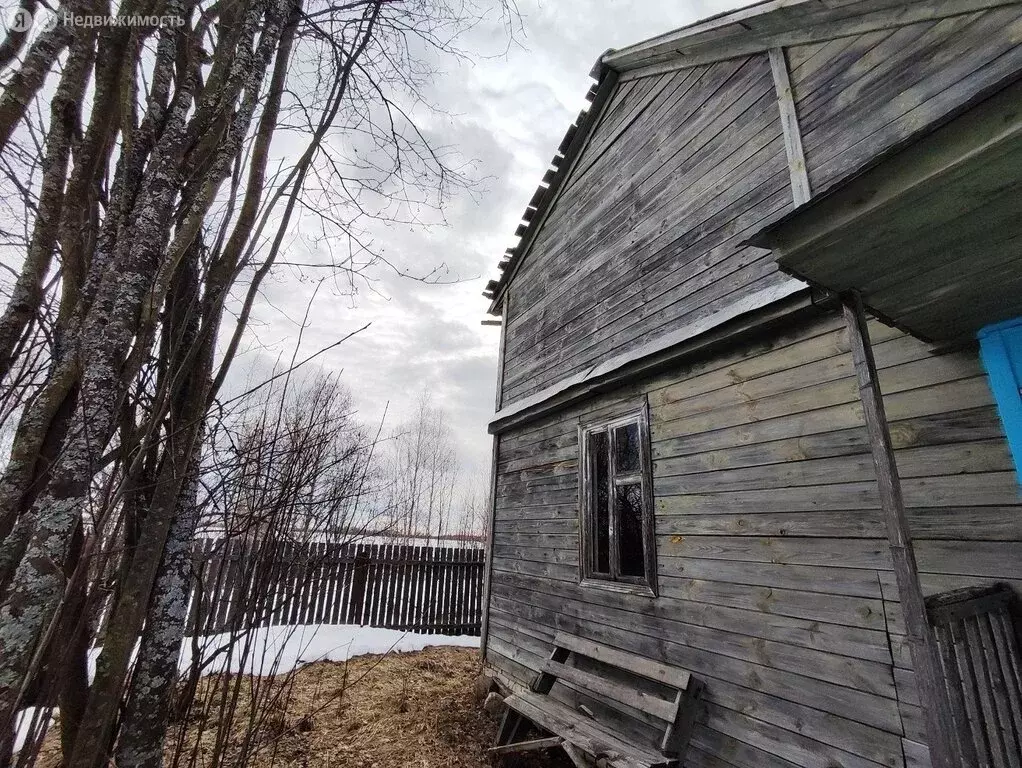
[
  {"left": 0, "top": 0, "right": 38, "bottom": 69},
  {"left": 0, "top": 25, "right": 94, "bottom": 395},
  {"left": 57, "top": 524, "right": 91, "bottom": 760},
  {"left": 0, "top": 20, "right": 72, "bottom": 153},
  {"left": 0, "top": 0, "right": 496, "bottom": 761},
  {"left": 0, "top": 20, "right": 200, "bottom": 743},
  {"left": 113, "top": 447, "right": 201, "bottom": 768}
]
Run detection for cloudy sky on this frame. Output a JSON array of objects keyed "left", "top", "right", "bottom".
[{"left": 238, "top": 0, "right": 744, "bottom": 501}]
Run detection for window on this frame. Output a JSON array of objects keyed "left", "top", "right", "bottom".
[
  {"left": 578, "top": 403, "right": 656, "bottom": 594},
  {"left": 979, "top": 317, "right": 1022, "bottom": 478}
]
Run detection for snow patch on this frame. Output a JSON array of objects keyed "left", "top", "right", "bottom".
[
  {"left": 13, "top": 625, "right": 478, "bottom": 753},
  {"left": 178, "top": 624, "right": 480, "bottom": 676}
]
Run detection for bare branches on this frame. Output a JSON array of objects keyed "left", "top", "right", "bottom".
[{"left": 0, "top": 0, "right": 517, "bottom": 761}]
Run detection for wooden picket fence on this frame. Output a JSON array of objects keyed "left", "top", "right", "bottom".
[{"left": 186, "top": 539, "right": 486, "bottom": 636}]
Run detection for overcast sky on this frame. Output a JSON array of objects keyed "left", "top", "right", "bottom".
[{"left": 235, "top": 0, "right": 743, "bottom": 502}]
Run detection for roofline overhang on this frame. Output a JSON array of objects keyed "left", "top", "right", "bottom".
[
  {"left": 748, "top": 74, "right": 1022, "bottom": 263},
  {"left": 488, "top": 280, "right": 811, "bottom": 434},
  {"left": 484, "top": 52, "right": 618, "bottom": 315},
  {"left": 748, "top": 74, "right": 1022, "bottom": 342},
  {"left": 602, "top": 0, "right": 1022, "bottom": 77}
]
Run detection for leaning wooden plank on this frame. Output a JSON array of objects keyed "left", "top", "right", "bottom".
[
  {"left": 660, "top": 679, "right": 705, "bottom": 755},
  {"left": 553, "top": 631, "right": 692, "bottom": 690},
  {"left": 504, "top": 691, "right": 674, "bottom": 768},
  {"left": 532, "top": 644, "right": 571, "bottom": 694},
  {"left": 487, "top": 736, "right": 564, "bottom": 756},
  {"left": 539, "top": 659, "right": 677, "bottom": 722},
  {"left": 561, "top": 742, "right": 592, "bottom": 768}
]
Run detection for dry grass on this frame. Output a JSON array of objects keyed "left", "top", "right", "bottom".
[
  {"left": 225, "top": 645, "right": 502, "bottom": 767},
  {"left": 35, "top": 646, "right": 570, "bottom": 768}
]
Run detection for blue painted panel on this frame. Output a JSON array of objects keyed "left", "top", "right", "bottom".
[{"left": 978, "top": 317, "right": 1022, "bottom": 479}]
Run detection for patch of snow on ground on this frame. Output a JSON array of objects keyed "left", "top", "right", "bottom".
[
  {"left": 178, "top": 624, "right": 480, "bottom": 676},
  {"left": 14, "top": 626, "right": 478, "bottom": 752}
]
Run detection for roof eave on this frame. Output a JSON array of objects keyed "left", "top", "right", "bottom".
[{"left": 484, "top": 53, "right": 619, "bottom": 315}]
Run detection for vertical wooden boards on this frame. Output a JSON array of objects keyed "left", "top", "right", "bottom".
[
  {"left": 184, "top": 541, "right": 485, "bottom": 636},
  {"left": 927, "top": 585, "right": 1022, "bottom": 767},
  {"left": 789, "top": 6, "right": 1022, "bottom": 192}
]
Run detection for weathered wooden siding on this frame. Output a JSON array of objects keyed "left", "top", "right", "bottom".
[
  {"left": 486, "top": 309, "right": 1022, "bottom": 768},
  {"left": 788, "top": 6, "right": 1022, "bottom": 194},
  {"left": 500, "top": 52, "right": 794, "bottom": 405},
  {"left": 498, "top": 6, "right": 1022, "bottom": 410}
]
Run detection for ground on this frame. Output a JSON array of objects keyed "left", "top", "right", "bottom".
[{"left": 35, "top": 646, "right": 571, "bottom": 767}]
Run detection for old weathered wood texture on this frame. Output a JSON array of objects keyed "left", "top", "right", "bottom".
[
  {"left": 500, "top": 53, "right": 793, "bottom": 405},
  {"left": 183, "top": 541, "right": 485, "bottom": 636},
  {"left": 500, "top": 629, "right": 701, "bottom": 764},
  {"left": 842, "top": 294, "right": 960, "bottom": 768},
  {"left": 497, "top": 6, "right": 1022, "bottom": 410},
  {"left": 927, "top": 584, "right": 1022, "bottom": 768},
  {"left": 487, "top": 308, "right": 1022, "bottom": 768},
  {"left": 788, "top": 7, "right": 1022, "bottom": 195},
  {"left": 487, "top": 7, "right": 1022, "bottom": 766}
]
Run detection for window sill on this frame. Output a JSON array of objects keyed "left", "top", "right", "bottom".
[{"left": 579, "top": 577, "right": 656, "bottom": 598}]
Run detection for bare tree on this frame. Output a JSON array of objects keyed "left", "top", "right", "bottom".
[
  {"left": 158, "top": 371, "right": 387, "bottom": 768},
  {"left": 0, "top": 0, "right": 516, "bottom": 762},
  {"left": 387, "top": 390, "right": 459, "bottom": 544}
]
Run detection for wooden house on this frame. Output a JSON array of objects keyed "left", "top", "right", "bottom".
[{"left": 479, "top": 2, "right": 1022, "bottom": 767}]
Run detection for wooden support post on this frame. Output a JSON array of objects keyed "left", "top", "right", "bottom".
[
  {"left": 768, "top": 47, "right": 811, "bottom": 207},
  {"left": 480, "top": 293, "right": 508, "bottom": 657},
  {"left": 494, "top": 707, "right": 527, "bottom": 749},
  {"left": 842, "top": 293, "right": 962, "bottom": 768}
]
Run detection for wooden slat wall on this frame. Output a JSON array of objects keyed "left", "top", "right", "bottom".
[
  {"left": 487, "top": 308, "right": 1022, "bottom": 768},
  {"left": 498, "top": 6, "right": 1022, "bottom": 411},
  {"left": 789, "top": 6, "right": 1022, "bottom": 194},
  {"left": 185, "top": 542, "right": 485, "bottom": 637},
  {"left": 500, "top": 52, "right": 795, "bottom": 405}
]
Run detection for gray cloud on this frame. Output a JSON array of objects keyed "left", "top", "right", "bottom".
[{"left": 231, "top": 0, "right": 744, "bottom": 499}]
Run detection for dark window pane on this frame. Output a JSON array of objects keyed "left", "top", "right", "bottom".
[
  {"left": 614, "top": 422, "right": 640, "bottom": 474},
  {"left": 590, "top": 430, "right": 610, "bottom": 575},
  {"left": 616, "top": 483, "right": 645, "bottom": 577}
]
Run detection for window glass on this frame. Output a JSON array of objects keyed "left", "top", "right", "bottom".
[
  {"left": 616, "top": 483, "right": 645, "bottom": 577},
  {"left": 590, "top": 430, "right": 611, "bottom": 575},
  {"left": 614, "top": 423, "right": 640, "bottom": 474},
  {"left": 579, "top": 406, "right": 655, "bottom": 593}
]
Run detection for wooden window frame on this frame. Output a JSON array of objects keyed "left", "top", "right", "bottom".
[{"left": 577, "top": 401, "right": 657, "bottom": 597}]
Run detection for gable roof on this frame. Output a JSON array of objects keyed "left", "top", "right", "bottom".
[{"left": 483, "top": 0, "right": 1022, "bottom": 315}]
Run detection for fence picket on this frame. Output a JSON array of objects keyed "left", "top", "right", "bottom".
[
  {"left": 439, "top": 547, "right": 451, "bottom": 635},
  {"left": 407, "top": 545, "right": 421, "bottom": 632},
  {"left": 349, "top": 545, "right": 367, "bottom": 624},
  {"left": 378, "top": 543, "right": 391, "bottom": 627}
]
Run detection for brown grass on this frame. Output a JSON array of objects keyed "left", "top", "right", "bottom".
[
  {"left": 229, "top": 645, "right": 502, "bottom": 767},
  {"left": 35, "top": 646, "right": 570, "bottom": 768}
]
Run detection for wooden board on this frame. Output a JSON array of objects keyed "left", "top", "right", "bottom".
[{"left": 489, "top": 305, "right": 1022, "bottom": 768}]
